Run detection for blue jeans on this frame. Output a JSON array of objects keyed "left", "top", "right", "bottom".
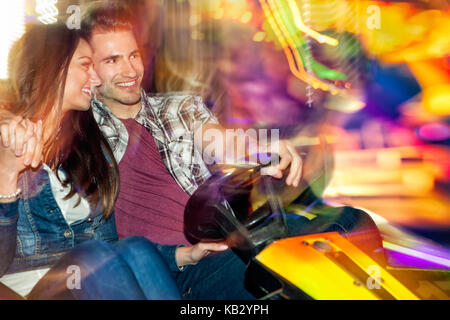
[
  {"left": 27, "top": 236, "right": 181, "bottom": 300},
  {"left": 171, "top": 205, "right": 385, "bottom": 300},
  {"left": 173, "top": 249, "right": 255, "bottom": 300}
]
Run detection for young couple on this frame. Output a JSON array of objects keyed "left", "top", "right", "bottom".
[
  {"left": 0, "top": 2, "right": 385, "bottom": 300},
  {"left": 0, "top": 3, "right": 304, "bottom": 300}
]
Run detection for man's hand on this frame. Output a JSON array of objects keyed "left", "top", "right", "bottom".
[
  {"left": 261, "top": 139, "right": 303, "bottom": 187},
  {"left": 195, "top": 123, "right": 303, "bottom": 187},
  {"left": 175, "top": 242, "right": 229, "bottom": 268}
]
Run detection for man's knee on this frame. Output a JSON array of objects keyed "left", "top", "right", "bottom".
[
  {"left": 113, "top": 236, "right": 167, "bottom": 269},
  {"left": 115, "top": 236, "right": 158, "bottom": 255}
]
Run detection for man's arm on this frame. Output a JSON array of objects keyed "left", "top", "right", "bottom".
[
  {"left": 185, "top": 95, "right": 302, "bottom": 186},
  {"left": 194, "top": 122, "right": 303, "bottom": 187}
]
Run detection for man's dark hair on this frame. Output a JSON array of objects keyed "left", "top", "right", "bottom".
[{"left": 81, "top": 1, "right": 135, "bottom": 40}]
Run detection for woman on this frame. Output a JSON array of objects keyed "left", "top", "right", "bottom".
[{"left": 0, "top": 23, "right": 227, "bottom": 299}]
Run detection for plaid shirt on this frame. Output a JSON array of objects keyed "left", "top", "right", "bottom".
[{"left": 91, "top": 91, "right": 218, "bottom": 196}]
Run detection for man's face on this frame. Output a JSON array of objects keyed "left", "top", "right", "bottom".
[{"left": 90, "top": 30, "right": 144, "bottom": 106}]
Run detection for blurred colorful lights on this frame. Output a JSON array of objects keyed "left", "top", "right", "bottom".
[
  {"left": 0, "top": 0, "right": 25, "bottom": 79},
  {"left": 416, "top": 123, "right": 450, "bottom": 142}
]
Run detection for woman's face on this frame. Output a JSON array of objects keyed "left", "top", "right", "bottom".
[{"left": 62, "top": 39, "right": 101, "bottom": 112}]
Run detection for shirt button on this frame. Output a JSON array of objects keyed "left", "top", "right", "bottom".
[
  {"left": 64, "top": 229, "right": 72, "bottom": 238},
  {"left": 87, "top": 217, "right": 93, "bottom": 222}
]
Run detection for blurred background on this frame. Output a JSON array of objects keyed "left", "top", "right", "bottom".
[{"left": 1, "top": 0, "right": 449, "bottom": 250}]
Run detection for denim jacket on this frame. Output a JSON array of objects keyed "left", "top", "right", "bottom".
[{"left": 0, "top": 167, "right": 182, "bottom": 278}]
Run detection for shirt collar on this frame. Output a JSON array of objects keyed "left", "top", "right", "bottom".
[
  {"left": 91, "top": 90, "right": 165, "bottom": 143},
  {"left": 91, "top": 89, "right": 147, "bottom": 119}
]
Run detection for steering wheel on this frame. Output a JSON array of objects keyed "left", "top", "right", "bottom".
[{"left": 184, "top": 134, "right": 334, "bottom": 262}]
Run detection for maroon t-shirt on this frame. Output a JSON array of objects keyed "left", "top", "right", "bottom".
[{"left": 114, "top": 118, "right": 191, "bottom": 245}]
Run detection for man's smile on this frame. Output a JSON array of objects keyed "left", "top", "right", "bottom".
[{"left": 115, "top": 79, "right": 138, "bottom": 89}]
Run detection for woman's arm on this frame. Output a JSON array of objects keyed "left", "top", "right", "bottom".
[
  {"left": 0, "top": 117, "right": 43, "bottom": 277},
  {"left": 0, "top": 120, "right": 23, "bottom": 276},
  {"left": 0, "top": 200, "right": 20, "bottom": 277}
]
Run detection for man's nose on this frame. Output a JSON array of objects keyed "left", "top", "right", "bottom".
[{"left": 121, "top": 60, "right": 138, "bottom": 78}]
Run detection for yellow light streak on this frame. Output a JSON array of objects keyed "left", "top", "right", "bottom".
[
  {"left": 286, "top": 0, "right": 338, "bottom": 46},
  {"left": 259, "top": 0, "right": 350, "bottom": 97}
]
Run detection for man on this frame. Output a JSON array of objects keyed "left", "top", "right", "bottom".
[
  {"left": 80, "top": 2, "right": 303, "bottom": 299},
  {"left": 83, "top": 7, "right": 301, "bottom": 246}
]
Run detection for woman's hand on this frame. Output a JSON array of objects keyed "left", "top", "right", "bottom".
[
  {"left": 175, "top": 242, "right": 229, "bottom": 268},
  {"left": 0, "top": 117, "right": 43, "bottom": 202},
  {"left": 0, "top": 116, "right": 43, "bottom": 170}
]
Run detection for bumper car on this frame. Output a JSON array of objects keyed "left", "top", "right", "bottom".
[{"left": 184, "top": 141, "right": 450, "bottom": 300}]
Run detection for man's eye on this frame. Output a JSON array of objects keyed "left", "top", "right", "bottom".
[
  {"left": 106, "top": 59, "right": 116, "bottom": 64},
  {"left": 130, "top": 54, "right": 139, "bottom": 60}
]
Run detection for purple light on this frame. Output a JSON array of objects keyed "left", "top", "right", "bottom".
[
  {"left": 416, "top": 123, "right": 450, "bottom": 142},
  {"left": 386, "top": 250, "right": 450, "bottom": 270}
]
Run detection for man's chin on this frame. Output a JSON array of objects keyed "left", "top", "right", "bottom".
[
  {"left": 116, "top": 97, "right": 141, "bottom": 106},
  {"left": 107, "top": 92, "right": 141, "bottom": 106}
]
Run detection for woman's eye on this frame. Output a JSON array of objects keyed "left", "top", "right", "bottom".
[{"left": 80, "top": 60, "right": 92, "bottom": 69}]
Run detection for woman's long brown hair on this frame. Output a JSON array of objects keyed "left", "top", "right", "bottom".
[{"left": 7, "top": 23, "right": 119, "bottom": 218}]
